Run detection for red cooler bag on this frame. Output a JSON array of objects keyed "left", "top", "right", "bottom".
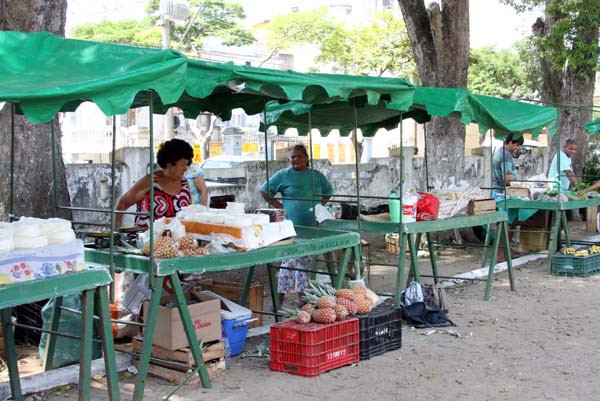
[{"left": 416, "top": 192, "right": 440, "bottom": 221}]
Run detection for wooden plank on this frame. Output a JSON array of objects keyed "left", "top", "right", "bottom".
[
  {"left": 138, "top": 358, "right": 226, "bottom": 383},
  {"left": 587, "top": 205, "right": 598, "bottom": 233},
  {"left": 467, "top": 199, "right": 496, "bottom": 215},
  {"left": 506, "top": 187, "right": 532, "bottom": 199},
  {"left": 131, "top": 337, "right": 226, "bottom": 367}
]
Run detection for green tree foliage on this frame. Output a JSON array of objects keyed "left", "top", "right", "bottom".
[
  {"left": 72, "top": 0, "right": 254, "bottom": 52},
  {"left": 265, "top": 9, "right": 415, "bottom": 78},
  {"left": 468, "top": 46, "right": 536, "bottom": 99},
  {"left": 501, "top": 0, "right": 599, "bottom": 78}
]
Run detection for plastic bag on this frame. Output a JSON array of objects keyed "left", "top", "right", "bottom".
[
  {"left": 416, "top": 192, "right": 440, "bottom": 221},
  {"left": 39, "top": 294, "right": 102, "bottom": 368}
]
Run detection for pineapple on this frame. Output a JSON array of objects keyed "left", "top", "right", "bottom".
[
  {"left": 334, "top": 304, "right": 348, "bottom": 321},
  {"left": 301, "top": 303, "right": 315, "bottom": 313},
  {"left": 296, "top": 310, "right": 311, "bottom": 324},
  {"left": 178, "top": 235, "right": 198, "bottom": 252},
  {"left": 316, "top": 295, "right": 337, "bottom": 309},
  {"left": 153, "top": 237, "right": 178, "bottom": 259},
  {"left": 311, "top": 307, "right": 336, "bottom": 324},
  {"left": 335, "top": 288, "right": 354, "bottom": 301},
  {"left": 335, "top": 297, "right": 358, "bottom": 315},
  {"left": 351, "top": 284, "right": 367, "bottom": 298},
  {"left": 354, "top": 296, "right": 373, "bottom": 315}
]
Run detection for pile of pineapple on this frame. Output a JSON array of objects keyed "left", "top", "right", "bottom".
[
  {"left": 284, "top": 280, "right": 379, "bottom": 325},
  {"left": 142, "top": 234, "right": 206, "bottom": 258}
]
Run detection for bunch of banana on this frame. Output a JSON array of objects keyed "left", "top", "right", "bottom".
[
  {"left": 575, "top": 249, "right": 589, "bottom": 257},
  {"left": 589, "top": 245, "right": 600, "bottom": 254},
  {"left": 562, "top": 247, "right": 576, "bottom": 255}
]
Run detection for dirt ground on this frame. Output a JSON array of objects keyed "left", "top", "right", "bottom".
[{"left": 4, "top": 221, "right": 600, "bottom": 401}]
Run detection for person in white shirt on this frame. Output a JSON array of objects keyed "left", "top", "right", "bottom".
[{"left": 548, "top": 139, "right": 577, "bottom": 191}]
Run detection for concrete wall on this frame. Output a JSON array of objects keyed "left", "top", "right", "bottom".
[{"left": 65, "top": 146, "right": 548, "bottom": 225}]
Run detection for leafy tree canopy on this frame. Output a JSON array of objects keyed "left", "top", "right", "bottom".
[
  {"left": 265, "top": 9, "right": 415, "bottom": 78},
  {"left": 501, "top": 0, "right": 600, "bottom": 77},
  {"left": 468, "top": 45, "right": 537, "bottom": 99},
  {"left": 72, "top": 0, "right": 254, "bottom": 52}
]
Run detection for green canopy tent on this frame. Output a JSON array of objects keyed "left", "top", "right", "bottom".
[
  {"left": 0, "top": 31, "right": 416, "bottom": 123},
  {"left": 585, "top": 118, "right": 600, "bottom": 135},
  {"left": 261, "top": 86, "right": 557, "bottom": 137}
]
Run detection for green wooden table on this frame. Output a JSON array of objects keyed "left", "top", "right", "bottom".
[
  {"left": 320, "top": 211, "right": 515, "bottom": 303},
  {"left": 501, "top": 198, "right": 600, "bottom": 269},
  {"left": 84, "top": 226, "right": 361, "bottom": 400},
  {"left": 0, "top": 269, "right": 120, "bottom": 401}
]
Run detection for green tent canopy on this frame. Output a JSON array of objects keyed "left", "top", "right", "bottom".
[
  {"left": 0, "top": 31, "right": 416, "bottom": 123},
  {"left": 262, "top": 86, "right": 557, "bottom": 137},
  {"left": 585, "top": 118, "right": 600, "bottom": 135}
]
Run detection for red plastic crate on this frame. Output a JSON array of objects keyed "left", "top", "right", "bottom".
[{"left": 270, "top": 318, "right": 359, "bottom": 377}]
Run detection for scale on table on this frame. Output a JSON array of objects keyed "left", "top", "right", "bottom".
[{"left": 85, "top": 226, "right": 145, "bottom": 248}]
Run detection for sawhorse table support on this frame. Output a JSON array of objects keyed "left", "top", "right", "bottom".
[{"left": 0, "top": 269, "right": 120, "bottom": 401}]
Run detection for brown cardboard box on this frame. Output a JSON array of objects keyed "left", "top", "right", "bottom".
[
  {"left": 142, "top": 293, "right": 221, "bottom": 351},
  {"left": 193, "top": 279, "right": 264, "bottom": 328}
]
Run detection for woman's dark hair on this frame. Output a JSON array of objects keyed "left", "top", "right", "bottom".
[
  {"left": 156, "top": 139, "right": 193, "bottom": 169},
  {"left": 292, "top": 144, "right": 309, "bottom": 157},
  {"left": 504, "top": 133, "right": 525, "bottom": 146}
]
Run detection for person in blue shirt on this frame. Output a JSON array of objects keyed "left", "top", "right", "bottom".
[
  {"left": 184, "top": 164, "right": 208, "bottom": 206},
  {"left": 548, "top": 139, "right": 577, "bottom": 192},
  {"left": 260, "top": 144, "right": 333, "bottom": 307},
  {"left": 492, "top": 133, "right": 524, "bottom": 197}
]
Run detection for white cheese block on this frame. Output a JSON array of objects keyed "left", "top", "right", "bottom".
[
  {"left": 0, "top": 237, "right": 15, "bottom": 253},
  {"left": 41, "top": 218, "right": 72, "bottom": 234},
  {"left": 47, "top": 230, "right": 76, "bottom": 244},
  {"left": 14, "top": 234, "right": 48, "bottom": 249},
  {"left": 12, "top": 222, "right": 42, "bottom": 237}
]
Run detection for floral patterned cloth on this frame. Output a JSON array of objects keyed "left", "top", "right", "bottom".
[
  {"left": 278, "top": 256, "right": 312, "bottom": 294},
  {"left": 0, "top": 240, "right": 86, "bottom": 285}
]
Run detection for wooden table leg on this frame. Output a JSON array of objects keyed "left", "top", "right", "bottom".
[
  {"left": 42, "top": 296, "right": 63, "bottom": 371},
  {"left": 94, "top": 287, "right": 121, "bottom": 401},
  {"left": 78, "top": 289, "right": 95, "bottom": 401},
  {"left": 132, "top": 284, "right": 161, "bottom": 401},
  {"left": 394, "top": 233, "right": 408, "bottom": 306},
  {"left": 1, "top": 308, "right": 22, "bottom": 400},
  {"left": 484, "top": 223, "right": 503, "bottom": 300},
  {"left": 171, "top": 273, "right": 211, "bottom": 388}
]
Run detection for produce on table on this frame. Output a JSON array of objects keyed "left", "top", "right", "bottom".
[
  {"left": 354, "top": 296, "right": 374, "bottom": 314},
  {"left": 590, "top": 245, "right": 600, "bottom": 254},
  {"left": 143, "top": 233, "right": 205, "bottom": 258},
  {"left": 311, "top": 307, "right": 337, "bottom": 324},
  {"left": 335, "top": 297, "right": 358, "bottom": 315},
  {"left": 335, "top": 288, "right": 354, "bottom": 300},
  {"left": 562, "top": 247, "right": 576, "bottom": 255},
  {"left": 575, "top": 250, "right": 589, "bottom": 257},
  {"left": 296, "top": 310, "right": 311, "bottom": 324}
]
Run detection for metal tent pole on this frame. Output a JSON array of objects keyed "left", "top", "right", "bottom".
[
  {"left": 308, "top": 110, "right": 317, "bottom": 226},
  {"left": 9, "top": 103, "right": 15, "bottom": 218},
  {"left": 50, "top": 119, "right": 58, "bottom": 216},
  {"left": 353, "top": 101, "right": 362, "bottom": 232},
  {"left": 108, "top": 116, "right": 118, "bottom": 301}
]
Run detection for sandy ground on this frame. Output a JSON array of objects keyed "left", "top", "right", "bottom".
[{"left": 3, "top": 222, "right": 600, "bottom": 401}]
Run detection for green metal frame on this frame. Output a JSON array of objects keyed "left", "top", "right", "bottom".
[
  {"left": 501, "top": 197, "right": 600, "bottom": 270},
  {"left": 0, "top": 269, "right": 120, "bottom": 401},
  {"left": 320, "top": 211, "right": 515, "bottom": 302},
  {"left": 84, "top": 226, "right": 360, "bottom": 399}
]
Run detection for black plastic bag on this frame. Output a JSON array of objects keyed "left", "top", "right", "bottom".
[{"left": 402, "top": 297, "right": 454, "bottom": 328}]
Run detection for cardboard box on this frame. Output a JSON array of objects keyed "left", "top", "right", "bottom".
[
  {"left": 193, "top": 279, "right": 264, "bottom": 328},
  {"left": 142, "top": 293, "right": 221, "bottom": 351},
  {"left": 586, "top": 205, "right": 599, "bottom": 233},
  {"left": 467, "top": 199, "right": 496, "bottom": 215}
]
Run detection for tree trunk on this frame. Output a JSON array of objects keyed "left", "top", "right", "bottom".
[
  {"left": 398, "top": 0, "right": 469, "bottom": 186},
  {"left": 533, "top": 7, "right": 598, "bottom": 181},
  {"left": 0, "top": 0, "right": 71, "bottom": 220}
]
